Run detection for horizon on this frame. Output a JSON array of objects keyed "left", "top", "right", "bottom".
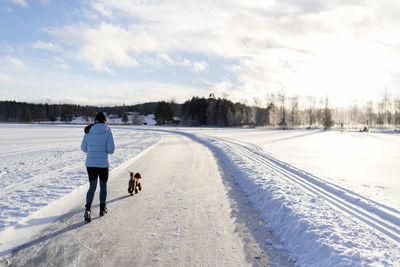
[
  {"left": 0, "top": 94, "right": 392, "bottom": 110},
  {"left": 1, "top": 0, "right": 400, "bottom": 107}
]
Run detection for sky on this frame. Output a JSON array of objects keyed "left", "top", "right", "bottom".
[{"left": 1, "top": 0, "right": 400, "bottom": 107}]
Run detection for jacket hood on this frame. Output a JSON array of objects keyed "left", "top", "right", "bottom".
[{"left": 90, "top": 123, "right": 109, "bottom": 134}]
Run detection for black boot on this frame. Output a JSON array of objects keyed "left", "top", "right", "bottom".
[
  {"left": 100, "top": 204, "right": 108, "bottom": 217},
  {"left": 84, "top": 204, "right": 92, "bottom": 222}
]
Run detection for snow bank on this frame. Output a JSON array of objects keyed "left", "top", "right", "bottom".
[{"left": 172, "top": 130, "right": 400, "bottom": 266}]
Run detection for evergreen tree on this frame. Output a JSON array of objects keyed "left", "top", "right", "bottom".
[
  {"left": 255, "top": 108, "right": 269, "bottom": 126},
  {"left": 48, "top": 105, "right": 58, "bottom": 121},
  {"left": 61, "top": 104, "right": 74, "bottom": 123},
  {"left": 23, "top": 105, "right": 32, "bottom": 122},
  {"left": 122, "top": 113, "right": 129, "bottom": 124},
  {"left": 322, "top": 97, "right": 334, "bottom": 129},
  {"left": 155, "top": 101, "right": 174, "bottom": 125},
  {"left": 82, "top": 106, "right": 95, "bottom": 122},
  {"left": 206, "top": 98, "right": 218, "bottom": 125},
  {"left": 216, "top": 100, "right": 227, "bottom": 126}
]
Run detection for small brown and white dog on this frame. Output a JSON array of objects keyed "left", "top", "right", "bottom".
[{"left": 128, "top": 171, "right": 142, "bottom": 196}]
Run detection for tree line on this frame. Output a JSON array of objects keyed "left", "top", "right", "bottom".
[
  {"left": 174, "top": 95, "right": 333, "bottom": 128},
  {"left": 0, "top": 101, "right": 157, "bottom": 123},
  {"left": 178, "top": 96, "right": 272, "bottom": 127},
  {"left": 0, "top": 101, "right": 90, "bottom": 122},
  {"left": 0, "top": 96, "right": 332, "bottom": 128},
  {"left": 1, "top": 92, "right": 399, "bottom": 129}
]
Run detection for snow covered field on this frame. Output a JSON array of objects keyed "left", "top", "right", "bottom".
[
  {"left": 172, "top": 127, "right": 400, "bottom": 266},
  {"left": 0, "top": 124, "right": 399, "bottom": 266},
  {"left": 178, "top": 127, "right": 400, "bottom": 209},
  {"left": 0, "top": 124, "right": 161, "bottom": 253}
]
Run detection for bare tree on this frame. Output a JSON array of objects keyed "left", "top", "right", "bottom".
[
  {"left": 253, "top": 97, "right": 261, "bottom": 108},
  {"left": 365, "top": 101, "right": 374, "bottom": 127},
  {"left": 395, "top": 98, "right": 400, "bottom": 128},
  {"left": 349, "top": 100, "right": 359, "bottom": 127},
  {"left": 266, "top": 93, "right": 277, "bottom": 126},
  {"left": 278, "top": 93, "right": 287, "bottom": 127},
  {"left": 290, "top": 96, "right": 299, "bottom": 127},
  {"left": 383, "top": 89, "right": 390, "bottom": 126},
  {"left": 132, "top": 113, "right": 144, "bottom": 125},
  {"left": 306, "top": 96, "right": 316, "bottom": 128}
]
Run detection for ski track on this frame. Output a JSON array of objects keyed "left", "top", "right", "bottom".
[
  {"left": 222, "top": 138, "right": 400, "bottom": 244},
  {"left": 168, "top": 130, "right": 400, "bottom": 266},
  {"left": 179, "top": 132, "right": 400, "bottom": 242}
]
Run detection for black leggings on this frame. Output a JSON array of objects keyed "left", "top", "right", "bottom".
[
  {"left": 87, "top": 167, "right": 109, "bottom": 182},
  {"left": 86, "top": 167, "right": 109, "bottom": 206}
]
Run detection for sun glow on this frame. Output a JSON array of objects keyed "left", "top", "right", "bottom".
[{"left": 285, "top": 37, "right": 389, "bottom": 107}]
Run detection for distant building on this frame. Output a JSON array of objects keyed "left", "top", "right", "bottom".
[
  {"left": 172, "top": 117, "right": 181, "bottom": 125},
  {"left": 108, "top": 114, "right": 119, "bottom": 119}
]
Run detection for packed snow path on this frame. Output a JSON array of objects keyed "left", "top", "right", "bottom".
[{"left": 1, "top": 132, "right": 291, "bottom": 266}]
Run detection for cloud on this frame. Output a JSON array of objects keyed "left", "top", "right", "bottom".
[
  {"left": 143, "top": 54, "right": 210, "bottom": 73},
  {"left": 181, "top": 58, "right": 191, "bottom": 67},
  {"left": 49, "top": 1, "right": 333, "bottom": 70},
  {"left": 158, "top": 53, "right": 175, "bottom": 65},
  {"left": 0, "top": 73, "right": 12, "bottom": 83},
  {"left": 3, "top": 56, "right": 24, "bottom": 68},
  {"left": 91, "top": 2, "right": 113, "bottom": 17},
  {"left": 2, "top": 7, "right": 12, "bottom": 13},
  {"left": 53, "top": 57, "right": 70, "bottom": 70},
  {"left": 48, "top": 22, "right": 142, "bottom": 72},
  {"left": 37, "top": 0, "right": 400, "bottom": 104},
  {"left": 193, "top": 61, "right": 209, "bottom": 73},
  {"left": 5, "top": 0, "right": 28, "bottom": 7},
  {"left": 31, "top": 41, "right": 63, "bottom": 52},
  {"left": 38, "top": 0, "right": 51, "bottom": 4}
]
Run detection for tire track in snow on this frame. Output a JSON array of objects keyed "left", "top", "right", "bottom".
[{"left": 219, "top": 137, "right": 400, "bottom": 244}]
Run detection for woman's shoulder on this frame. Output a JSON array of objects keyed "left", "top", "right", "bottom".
[
  {"left": 87, "top": 123, "right": 110, "bottom": 134},
  {"left": 105, "top": 126, "right": 113, "bottom": 136}
]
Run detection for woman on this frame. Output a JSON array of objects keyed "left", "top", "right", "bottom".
[{"left": 81, "top": 112, "right": 115, "bottom": 222}]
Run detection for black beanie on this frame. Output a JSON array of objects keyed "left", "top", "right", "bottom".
[{"left": 94, "top": 112, "right": 106, "bottom": 123}]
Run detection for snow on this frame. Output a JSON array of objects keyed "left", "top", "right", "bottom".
[
  {"left": 106, "top": 114, "right": 156, "bottom": 125},
  {"left": 0, "top": 124, "right": 161, "bottom": 255},
  {"left": 1, "top": 133, "right": 289, "bottom": 266},
  {"left": 177, "top": 128, "right": 400, "bottom": 209},
  {"left": 38, "top": 114, "right": 157, "bottom": 126},
  {"left": 0, "top": 124, "right": 399, "bottom": 266},
  {"left": 170, "top": 127, "right": 400, "bottom": 266}
]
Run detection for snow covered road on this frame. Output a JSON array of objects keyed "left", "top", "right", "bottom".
[{"left": 1, "top": 132, "right": 291, "bottom": 266}]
